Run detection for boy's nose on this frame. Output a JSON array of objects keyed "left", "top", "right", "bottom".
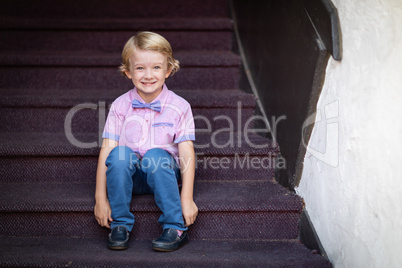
[{"left": 144, "top": 69, "right": 153, "bottom": 78}]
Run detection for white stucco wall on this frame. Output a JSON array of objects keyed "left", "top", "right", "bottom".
[{"left": 296, "top": 0, "right": 402, "bottom": 267}]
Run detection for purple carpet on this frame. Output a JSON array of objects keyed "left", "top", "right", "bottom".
[{"left": 0, "top": 0, "right": 331, "bottom": 266}]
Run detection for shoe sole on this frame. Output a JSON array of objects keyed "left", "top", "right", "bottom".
[
  {"left": 108, "top": 242, "right": 128, "bottom": 250},
  {"left": 152, "top": 236, "right": 189, "bottom": 252},
  {"left": 108, "top": 245, "right": 128, "bottom": 250}
]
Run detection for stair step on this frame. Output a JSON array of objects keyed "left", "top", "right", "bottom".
[
  {"left": 0, "top": 181, "right": 300, "bottom": 213},
  {"left": 0, "top": 237, "right": 332, "bottom": 267},
  {"left": 0, "top": 89, "right": 254, "bottom": 108},
  {"left": 0, "top": 106, "right": 255, "bottom": 133},
  {"left": 0, "top": 132, "right": 278, "bottom": 157},
  {"left": 0, "top": 17, "right": 233, "bottom": 52},
  {"left": 0, "top": 131, "right": 277, "bottom": 183},
  {"left": 0, "top": 67, "right": 239, "bottom": 90},
  {"left": 0, "top": 0, "right": 230, "bottom": 19},
  {"left": 0, "top": 30, "right": 232, "bottom": 52},
  {"left": 0, "top": 181, "right": 302, "bottom": 240},
  {"left": 0, "top": 156, "right": 276, "bottom": 184},
  {"left": 0, "top": 89, "right": 256, "bottom": 133},
  {"left": 0, "top": 51, "right": 241, "bottom": 67},
  {"left": 0, "top": 17, "right": 233, "bottom": 30},
  {"left": 0, "top": 51, "right": 241, "bottom": 90}
]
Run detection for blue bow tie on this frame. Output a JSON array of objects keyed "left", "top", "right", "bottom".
[{"left": 132, "top": 99, "right": 162, "bottom": 112}]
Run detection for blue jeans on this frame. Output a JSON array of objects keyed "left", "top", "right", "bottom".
[{"left": 105, "top": 146, "right": 187, "bottom": 232}]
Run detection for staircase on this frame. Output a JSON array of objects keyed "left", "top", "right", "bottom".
[{"left": 0, "top": 0, "right": 331, "bottom": 266}]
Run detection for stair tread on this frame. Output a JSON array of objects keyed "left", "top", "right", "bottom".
[
  {"left": 0, "top": 181, "right": 302, "bottom": 213},
  {"left": 0, "top": 51, "right": 241, "bottom": 67},
  {"left": 0, "top": 0, "right": 230, "bottom": 20},
  {"left": 0, "top": 155, "right": 275, "bottom": 184},
  {"left": 0, "top": 17, "right": 233, "bottom": 30},
  {"left": 0, "top": 89, "right": 256, "bottom": 108},
  {"left": 0, "top": 132, "right": 278, "bottom": 157},
  {"left": 0, "top": 237, "right": 331, "bottom": 267}
]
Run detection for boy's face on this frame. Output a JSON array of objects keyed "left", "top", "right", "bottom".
[{"left": 125, "top": 49, "right": 172, "bottom": 103}]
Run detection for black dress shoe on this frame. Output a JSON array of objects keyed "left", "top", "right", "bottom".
[
  {"left": 152, "top": 228, "right": 189, "bottom": 252},
  {"left": 108, "top": 226, "right": 129, "bottom": 250}
]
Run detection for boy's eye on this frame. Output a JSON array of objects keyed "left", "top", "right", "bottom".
[
  {"left": 136, "top": 67, "right": 144, "bottom": 70},
  {"left": 154, "top": 66, "right": 161, "bottom": 69}
]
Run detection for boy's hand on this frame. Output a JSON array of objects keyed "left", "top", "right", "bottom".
[
  {"left": 182, "top": 198, "right": 198, "bottom": 227},
  {"left": 94, "top": 199, "right": 113, "bottom": 228}
]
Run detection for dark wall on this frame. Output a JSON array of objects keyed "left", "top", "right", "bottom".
[{"left": 231, "top": 0, "right": 339, "bottom": 189}]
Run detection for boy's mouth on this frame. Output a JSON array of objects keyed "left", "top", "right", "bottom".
[{"left": 142, "top": 82, "right": 156, "bottom": 86}]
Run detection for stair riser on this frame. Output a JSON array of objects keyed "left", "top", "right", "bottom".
[
  {"left": 0, "top": 67, "right": 240, "bottom": 90},
  {"left": 0, "top": 107, "right": 254, "bottom": 134},
  {"left": 0, "top": 31, "right": 232, "bottom": 52},
  {"left": 0, "top": 0, "right": 230, "bottom": 19},
  {"left": 0, "top": 211, "right": 300, "bottom": 240},
  {"left": 0, "top": 156, "right": 275, "bottom": 183},
  {"left": 0, "top": 238, "right": 334, "bottom": 268}
]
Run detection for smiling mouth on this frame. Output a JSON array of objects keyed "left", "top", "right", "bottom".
[{"left": 142, "top": 82, "right": 156, "bottom": 86}]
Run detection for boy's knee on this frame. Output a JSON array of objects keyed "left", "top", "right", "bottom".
[
  {"left": 106, "top": 146, "right": 139, "bottom": 169},
  {"left": 143, "top": 148, "right": 169, "bottom": 157},
  {"left": 142, "top": 148, "right": 174, "bottom": 173}
]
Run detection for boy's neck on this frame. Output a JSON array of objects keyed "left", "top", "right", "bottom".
[{"left": 137, "top": 87, "right": 163, "bottom": 103}]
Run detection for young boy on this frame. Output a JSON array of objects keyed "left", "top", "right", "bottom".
[{"left": 94, "top": 31, "right": 198, "bottom": 251}]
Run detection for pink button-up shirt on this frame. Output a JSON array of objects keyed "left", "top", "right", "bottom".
[{"left": 103, "top": 84, "right": 195, "bottom": 162}]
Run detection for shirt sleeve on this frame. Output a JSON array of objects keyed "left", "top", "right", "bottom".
[
  {"left": 174, "top": 103, "right": 196, "bottom": 143},
  {"left": 102, "top": 102, "right": 124, "bottom": 141}
]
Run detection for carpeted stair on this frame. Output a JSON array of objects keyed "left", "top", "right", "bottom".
[{"left": 0, "top": 0, "right": 331, "bottom": 267}]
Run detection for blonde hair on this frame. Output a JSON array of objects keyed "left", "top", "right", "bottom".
[{"left": 119, "top": 31, "right": 180, "bottom": 77}]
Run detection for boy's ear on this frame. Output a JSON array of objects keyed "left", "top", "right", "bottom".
[
  {"left": 165, "top": 66, "right": 172, "bottom": 79},
  {"left": 125, "top": 71, "right": 132, "bottom": 79}
]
